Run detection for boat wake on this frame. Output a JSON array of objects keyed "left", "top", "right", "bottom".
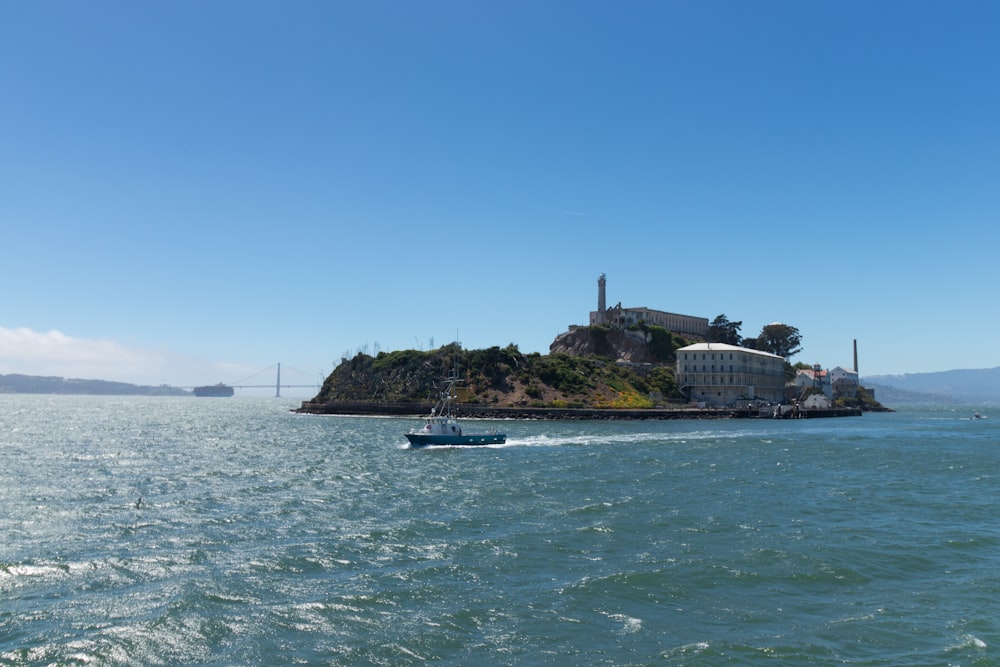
[{"left": 404, "top": 426, "right": 790, "bottom": 450}]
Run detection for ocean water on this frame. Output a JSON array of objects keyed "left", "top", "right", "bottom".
[{"left": 1, "top": 396, "right": 998, "bottom": 666}]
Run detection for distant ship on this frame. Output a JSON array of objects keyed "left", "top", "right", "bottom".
[{"left": 193, "top": 383, "right": 235, "bottom": 397}]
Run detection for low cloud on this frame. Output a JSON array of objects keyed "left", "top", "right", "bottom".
[{"left": 0, "top": 327, "right": 234, "bottom": 387}]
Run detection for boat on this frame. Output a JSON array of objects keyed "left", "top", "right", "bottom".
[
  {"left": 405, "top": 371, "right": 506, "bottom": 447},
  {"left": 193, "top": 383, "right": 235, "bottom": 397}
]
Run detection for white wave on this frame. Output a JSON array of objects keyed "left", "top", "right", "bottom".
[
  {"left": 405, "top": 425, "right": 777, "bottom": 450},
  {"left": 0, "top": 563, "right": 69, "bottom": 579},
  {"left": 607, "top": 613, "right": 643, "bottom": 634},
  {"left": 662, "top": 641, "right": 710, "bottom": 658},
  {"left": 948, "top": 634, "right": 987, "bottom": 650},
  {"left": 511, "top": 430, "right": 726, "bottom": 448}
]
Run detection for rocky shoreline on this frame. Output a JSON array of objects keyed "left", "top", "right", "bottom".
[{"left": 295, "top": 400, "right": 864, "bottom": 420}]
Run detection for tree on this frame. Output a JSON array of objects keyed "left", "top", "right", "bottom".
[
  {"left": 754, "top": 323, "right": 803, "bottom": 358},
  {"left": 707, "top": 314, "right": 743, "bottom": 345}
]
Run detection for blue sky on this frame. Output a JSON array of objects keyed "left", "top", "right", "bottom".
[{"left": 2, "top": 1, "right": 998, "bottom": 392}]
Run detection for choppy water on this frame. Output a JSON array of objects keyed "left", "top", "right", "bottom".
[{"left": 2, "top": 395, "right": 999, "bottom": 666}]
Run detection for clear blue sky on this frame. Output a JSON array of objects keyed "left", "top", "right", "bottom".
[{"left": 2, "top": 1, "right": 998, "bottom": 392}]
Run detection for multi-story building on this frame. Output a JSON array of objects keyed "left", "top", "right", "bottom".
[
  {"left": 676, "top": 342, "right": 786, "bottom": 407},
  {"left": 589, "top": 273, "right": 709, "bottom": 339},
  {"left": 829, "top": 366, "right": 859, "bottom": 399}
]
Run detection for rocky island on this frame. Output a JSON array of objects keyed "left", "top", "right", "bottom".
[{"left": 296, "top": 327, "right": 882, "bottom": 419}]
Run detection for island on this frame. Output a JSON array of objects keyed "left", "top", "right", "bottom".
[
  {"left": 296, "top": 328, "right": 884, "bottom": 419},
  {"left": 0, "top": 374, "right": 189, "bottom": 396}
]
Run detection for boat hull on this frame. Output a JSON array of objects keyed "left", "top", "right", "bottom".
[
  {"left": 405, "top": 432, "right": 506, "bottom": 448},
  {"left": 193, "top": 384, "right": 235, "bottom": 397}
]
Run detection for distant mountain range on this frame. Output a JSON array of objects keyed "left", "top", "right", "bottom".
[
  {"left": 0, "top": 374, "right": 189, "bottom": 396},
  {"left": 863, "top": 367, "right": 1000, "bottom": 405}
]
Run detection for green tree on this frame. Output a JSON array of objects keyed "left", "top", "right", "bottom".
[
  {"left": 707, "top": 314, "right": 743, "bottom": 345},
  {"left": 754, "top": 323, "right": 802, "bottom": 358}
]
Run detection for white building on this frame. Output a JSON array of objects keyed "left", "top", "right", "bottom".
[
  {"left": 676, "top": 342, "right": 786, "bottom": 407},
  {"left": 793, "top": 365, "right": 832, "bottom": 398},
  {"left": 801, "top": 393, "right": 832, "bottom": 409},
  {"left": 793, "top": 365, "right": 859, "bottom": 401},
  {"left": 829, "top": 366, "right": 859, "bottom": 385},
  {"left": 829, "top": 366, "right": 859, "bottom": 399}
]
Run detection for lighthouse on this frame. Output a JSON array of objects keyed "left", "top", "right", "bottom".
[{"left": 597, "top": 273, "right": 607, "bottom": 324}]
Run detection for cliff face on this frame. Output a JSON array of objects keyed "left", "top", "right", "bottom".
[
  {"left": 549, "top": 326, "right": 688, "bottom": 364},
  {"left": 549, "top": 327, "right": 656, "bottom": 363}
]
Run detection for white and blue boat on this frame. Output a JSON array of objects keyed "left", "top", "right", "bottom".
[{"left": 405, "top": 371, "right": 506, "bottom": 447}]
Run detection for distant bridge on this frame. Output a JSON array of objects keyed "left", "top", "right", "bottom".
[{"left": 190, "top": 363, "right": 322, "bottom": 397}]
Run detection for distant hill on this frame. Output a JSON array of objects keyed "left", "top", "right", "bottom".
[
  {"left": 863, "top": 367, "right": 1000, "bottom": 405},
  {"left": 0, "top": 374, "right": 189, "bottom": 396},
  {"left": 863, "top": 384, "right": 959, "bottom": 406}
]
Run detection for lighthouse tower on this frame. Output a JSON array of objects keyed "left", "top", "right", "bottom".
[{"left": 597, "top": 273, "right": 607, "bottom": 324}]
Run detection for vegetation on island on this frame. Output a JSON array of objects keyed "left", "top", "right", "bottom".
[
  {"left": 708, "top": 316, "right": 803, "bottom": 362},
  {"left": 304, "top": 313, "right": 887, "bottom": 413},
  {"left": 841, "top": 385, "right": 885, "bottom": 411},
  {"left": 312, "top": 336, "right": 687, "bottom": 409}
]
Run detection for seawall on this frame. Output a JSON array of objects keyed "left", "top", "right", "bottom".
[{"left": 295, "top": 400, "right": 863, "bottom": 420}]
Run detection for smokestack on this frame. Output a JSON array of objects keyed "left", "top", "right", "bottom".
[{"left": 853, "top": 339, "right": 858, "bottom": 374}]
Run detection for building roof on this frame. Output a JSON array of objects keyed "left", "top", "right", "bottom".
[{"left": 676, "top": 342, "right": 784, "bottom": 360}]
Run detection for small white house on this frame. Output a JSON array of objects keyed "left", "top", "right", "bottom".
[{"left": 802, "top": 393, "right": 832, "bottom": 409}]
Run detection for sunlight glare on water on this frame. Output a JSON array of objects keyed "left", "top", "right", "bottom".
[{"left": 1, "top": 396, "right": 999, "bottom": 665}]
